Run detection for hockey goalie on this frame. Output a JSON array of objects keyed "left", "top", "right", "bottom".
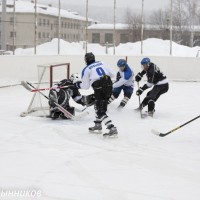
[{"left": 49, "top": 73, "right": 95, "bottom": 119}]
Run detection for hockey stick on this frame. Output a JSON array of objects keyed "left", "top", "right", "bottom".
[
  {"left": 21, "top": 81, "right": 70, "bottom": 92},
  {"left": 151, "top": 115, "right": 200, "bottom": 137},
  {"left": 23, "top": 81, "right": 88, "bottom": 120},
  {"left": 137, "top": 82, "right": 143, "bottom": 118}
]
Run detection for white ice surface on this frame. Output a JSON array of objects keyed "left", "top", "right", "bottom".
[{"left": 0, "top": 82, "right": 200, "bottom": 200}]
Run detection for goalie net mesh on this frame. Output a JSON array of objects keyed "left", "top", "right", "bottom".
[{"left": 21, "top": 63, "right": 70, "bottom": 117}]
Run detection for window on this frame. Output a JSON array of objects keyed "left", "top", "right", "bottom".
[
  {"left": 105, "top": 33, "right": 113, "bottom": 44},
  {"left": 65, "top": 22, "right": 67, "bottom": 28},
  {"left": 38, "top": 32, "right": 41, "bottom": 39},
  {"left": 10, "top": 32, "right": 16, "bottom": 38},
  {"left": 47, "top": 19, "right": 50, "bottom": 26},
  {"left": 92, "top": 33, "right": 100, "bottom": 43},
  {"left": 43, "top": 19, "right": 46, "bottom": 26},
  {"left": 61, "top": 21, "right": 64, "bottom": 28},
  {"left": 10, "top": 17, "right": 15, "bottom": 25},
  {"left": 39, "top": 18, "right": 42, "bottom": 26},
  {"left": 54, "top": 20, "right": 57, "bottom": 28},
  {"left": 43, "top": 32, "right": 46, "bottom": 38},
  {"left": 120, "top": 34, "right": 129, "bottom": 43}
]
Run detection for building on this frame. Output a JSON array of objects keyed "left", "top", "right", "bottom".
[
  {"left": 0, "top": 0, "right": 93, "bottom": 50},
  {"left": 88, "top": 23, "right": 129, "bottom": 46},
  {"left": 88, "top": 23, "right": 200, "bottom": 47}
]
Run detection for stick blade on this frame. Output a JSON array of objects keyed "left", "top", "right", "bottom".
[
  {"left": 21, "top": 81, "right": 32, "bottom": 92},
  {"left": 151, "top": 129, "right": 161, "bottom": 136}
]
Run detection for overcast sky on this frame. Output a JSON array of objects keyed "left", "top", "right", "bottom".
[
  {"left": 34, "top": 0, "right": 168, "bottom": 10},
  {"left": 21, "top": 0, "right": 169, "bottom": 22}
]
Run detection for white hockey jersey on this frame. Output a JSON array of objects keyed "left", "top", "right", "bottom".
[
  {"left": 113, "top": 65, "right": 134, "bottom": 88},
  {"left": 80, "top": 61, "right": 116, "bottom": 89}
]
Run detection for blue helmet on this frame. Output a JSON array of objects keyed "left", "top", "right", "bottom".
[
  {"left": 117, "top": 59, "right": 127, "bottom": 67},
  {"left": 141, "top": 58, "right": 150, "bottom": 65}
]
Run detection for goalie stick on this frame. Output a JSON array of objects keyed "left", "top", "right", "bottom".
[
  {"left": 21, "top": 81, "right": 89, "bottom": 120},
  {"left": 21, "top": 81, "right": 70, "bottom": 92},
  {"left": 151, "top": 114, "right": 200, "bottom": 137}
]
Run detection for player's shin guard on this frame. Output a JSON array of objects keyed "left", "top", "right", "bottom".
[
  {"left": 102, "top": 115, "right": 113, "bottom": 128},
  {"left": 108, "top": 95, "right": 115, "bottom": 104},
  {"left": 148, "top": 100, "right": 155, "bottom": 116},
  {"left": 119, "top": 96, "right": 130, "bottom": 108}
]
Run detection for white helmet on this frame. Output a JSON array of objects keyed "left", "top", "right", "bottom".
[{"left": 70, "top": 73, "right": 82, "bottom": 84}]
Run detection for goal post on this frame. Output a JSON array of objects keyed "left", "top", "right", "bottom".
[
  {"left": 21, "top": 62, "right": 70, "bottom": 117},
  {"left": 49, "top": 63, "right": 70, "bottom": 87}
]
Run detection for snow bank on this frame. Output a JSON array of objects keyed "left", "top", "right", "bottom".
[{"left": 15, "top": 38, "right": 200, "bottom": 57}]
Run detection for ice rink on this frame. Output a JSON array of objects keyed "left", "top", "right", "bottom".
[{"left": 0, "top": 81, "right": 200, "bottom": 200}]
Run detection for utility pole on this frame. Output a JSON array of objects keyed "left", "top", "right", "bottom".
[
  {"left": 170, "top": 0, "right": 173, "bottom": 55},
  {"left": 1, "top": 0, "right": 7, "bottom": 51},
  {"left": 190, "top": 0, "right": 195, "bottom": 47},
  {"left": 34, "top": 0, "right": 37, "bottom": 55},
  {"left": 58, "top": 0, "right": 61, "bottom": 54},
  {"left": 141, "top": 0, "right": 144, "bottom": 55},
  {"left": 113, "top": 0, "right": 116, "bottom": 55},
  {"left": 85, "top": 0, "right": 89, "bottom": 53},
  {"left": 12, "top": 0, "right": 16, "bottom": 55}
]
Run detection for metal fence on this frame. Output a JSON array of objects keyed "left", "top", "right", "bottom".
[{"left": 0, "top": 0, "right": 196, "bottom": 56}]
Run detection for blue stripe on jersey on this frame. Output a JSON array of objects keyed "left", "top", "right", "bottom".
[
  {"left": 81, "top": 66, "right": 88, "bottom": 78},
  {"left": 124, "top": 65, "right": 133, "bottom": 80},
  {"left": 81, "top": 61, "right": 100, "bottom": 78}
]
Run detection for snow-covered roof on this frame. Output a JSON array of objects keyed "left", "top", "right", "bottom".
[
  {"left": 88, "top": 23, "right": 129, "bottom": 30},
  {"left": 0, "top": 0, "right": 93, "bottom": 22},
  {"left": 88, "top": 23, "right": 200, "bottom": 32}
]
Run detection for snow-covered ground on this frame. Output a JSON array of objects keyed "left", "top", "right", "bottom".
[
  {"left": 15, "top": 38, "right": 200, "bottom": 57},
  {"left": 0, "top": 81, "right": 200, "bottom": 200}
]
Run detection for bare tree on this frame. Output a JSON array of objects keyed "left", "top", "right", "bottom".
[{"left": 124, "top": 8, "right": 142, "bottom": 42}]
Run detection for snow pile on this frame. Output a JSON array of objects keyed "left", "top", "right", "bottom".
[{"left": 15, "top": 38, "right": 200, "bottom": 57}]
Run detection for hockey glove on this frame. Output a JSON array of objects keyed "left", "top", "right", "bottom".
[
  {"left": 74, "top": 81, "right": 82, "bottom": 89},
  {"left": 116, "top": 72, "right": 121, "bottom": 82},
  {"left": 136, "top": 87, "right": 144, "bottom": 96},
  {"left": 135, "top": 72, "right": 143, "bottom": 82}
]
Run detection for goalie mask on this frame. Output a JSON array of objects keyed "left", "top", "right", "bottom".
[{"left": 70, "top": 73, "right": 82, "bottom": 84}]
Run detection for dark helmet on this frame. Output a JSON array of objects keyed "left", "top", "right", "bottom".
[
  {"left": 117, "top": 59, "right": 127, "bottom": 67},
  {"left": 85, "top": 52, "right": 95, "bottom": 65}
]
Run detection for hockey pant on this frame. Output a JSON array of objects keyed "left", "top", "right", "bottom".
[
  {"left": 109, "top": 85, "right": 134, "bottom": 107},
  {"left": 141, "top": 83, "right": 169, "bottom": 112},
  {"left": 92, "top": 76, "right": 113, "bottom": 127}
]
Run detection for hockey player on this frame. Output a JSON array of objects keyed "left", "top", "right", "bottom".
[
  {"left": 135, "top": 58, "right": 169, "bottom": 116},
  {"left": 75, "top": 52, "right": 118, "bottom": 136},
  {"left": 108, "top": 59, "right": 134, "bottom": 109},
  {"left": 49, "top": 73, "right": 95, "bottom": 119}
]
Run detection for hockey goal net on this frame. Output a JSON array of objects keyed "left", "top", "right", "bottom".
[{"left": 21, "top": 62, "right": 70, "bottom": 117}]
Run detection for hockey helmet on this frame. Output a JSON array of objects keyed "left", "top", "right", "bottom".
[
  {"left": 85, "top": 52, "right": 95, "bottom": 65},
  {"left": 141, "top": 57, "right": 151, "bottom": 65},
  {"left": 117, "top": 59, "right": 127, "bottom": 67},
  {"left": 70, "top": 73, "right": 82, "bottom": 84}
]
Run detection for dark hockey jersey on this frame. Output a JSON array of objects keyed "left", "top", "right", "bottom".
[
  {"left": 56, "top": 79, "right": 82, "bottom": 101},
  {"left": 49, "top": 79, "right": 83, "bottom": 109},
  {"left": 142, "top": 63, "right": 167, "bottom": 87}
]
